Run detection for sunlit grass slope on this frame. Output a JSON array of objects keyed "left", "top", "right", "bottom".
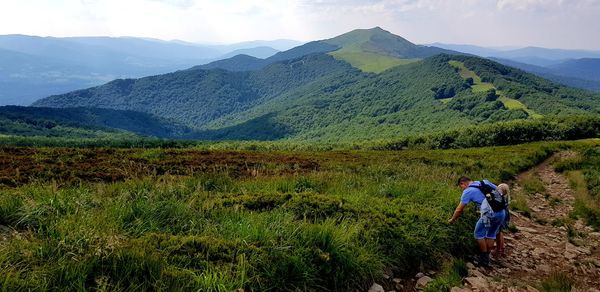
[
  {"left": 330, "top": 50, "right": 418, "bottom": 73},
  {"left": 2, "top": 141, "right": 592, "bottom": 290},
  {"left": 323, "top": 27, "right": 440, "bottom": 73}
]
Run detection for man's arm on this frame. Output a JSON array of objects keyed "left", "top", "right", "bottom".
[{"left": 448, "top": 203, "right": 466, "bottom": 224}]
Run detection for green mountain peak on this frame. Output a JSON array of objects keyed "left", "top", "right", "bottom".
[
  {"left": 323, "top": 27, "right": 414, "bottom": 54},
  {"left": 324, "top": 27, "right": 453, "bottom": 72}
]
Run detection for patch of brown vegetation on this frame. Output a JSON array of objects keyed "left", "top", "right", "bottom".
[{"left": 0, "top": 147, "right": 320, "bottom": 187}]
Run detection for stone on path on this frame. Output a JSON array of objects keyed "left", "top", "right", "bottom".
[
  {"left": 468, "top": 269, "right": 486, "bottom": 278},
  {"left": 536, "top": 264, "right": 551, "bottom": 273},
  {"left": 525, "top": 285, "right": 539, "bottom": 292},
  {"left": 518, "top": 227, "right": 538, "bottom": 234},
  {"left": 464, "top": 277, "right": 489, "bottom": 289},
  {"left": 415, "top": 276, "right": 433, "bottom": 290},
  {"left": 368, "top": 283, "right": 384, "bottom": 292},
  {"left": 564, "top": 242, "right": 580, "bottom": 259}
]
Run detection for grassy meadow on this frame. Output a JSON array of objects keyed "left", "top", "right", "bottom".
[
  {"left": 329, "top": 51, "right": 418, "bottom": 73},
  {"left": 0, "top": 140, "right": 598, "bottom": 290}
]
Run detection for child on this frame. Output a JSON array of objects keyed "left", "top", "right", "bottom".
[{"left": 493, "top": 183, "right": 510, "bottom": 257}]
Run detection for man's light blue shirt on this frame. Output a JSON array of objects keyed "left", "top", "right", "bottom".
[{"left": 460, "top": 180, "right": 497, "bottom": 207}]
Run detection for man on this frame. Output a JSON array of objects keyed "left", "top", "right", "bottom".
[{"left": 448, "top": 176, "right": 506, "bottom": 267}]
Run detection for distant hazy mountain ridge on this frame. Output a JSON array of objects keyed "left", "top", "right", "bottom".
[
  {"left": 0, "top": 35, "right": 298, "bottom": 105},
  {"left": 432, "top": 42, "right": 600, "bottom": 92}
]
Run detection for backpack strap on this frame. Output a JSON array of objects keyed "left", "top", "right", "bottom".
[
  {"left": 479, "top": 180, "right": 486, "bottom": 189},
  {"left": 474, "top": 180, "right": 486, "bottom": 193}
]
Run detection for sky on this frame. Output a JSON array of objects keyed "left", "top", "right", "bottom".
[{"left": 1, "top": 0, "right": 599, "bottom": 50}]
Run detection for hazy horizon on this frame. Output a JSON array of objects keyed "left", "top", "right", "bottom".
[
  {"left": 4, "top": 30, "right": 600, "bottom": 53},
  {"left": 1, "top": 0, "right": 600, "bottom": 51}
]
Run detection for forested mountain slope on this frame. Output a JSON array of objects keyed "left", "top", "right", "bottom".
[
  {"left": 204, "top": 55, "right": 600, "bottom": 142},
  {"left": 34, "top": 54, "right": 356, "bottom": 128},
  {"left": 0, "top": 106, "right": 195, "bottom": 138},
  {"left": 30, "top": 28, "right": 600, "bottom": 142}
]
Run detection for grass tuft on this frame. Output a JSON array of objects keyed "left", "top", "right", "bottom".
[
  {"left": 423, "top": 259, "right": 468, "bottom": 292},
  {"left": 540, "top": 272, "right": 574, "bottom": 292}
]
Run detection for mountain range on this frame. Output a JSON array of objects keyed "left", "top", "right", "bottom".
[
  {"left": 14, "top": 27, "right": 596, "bottom": 142},
  {"left": 0, "top": 35, "right": 302, "bottom": 106},
  {"left": 432, "top": 43, "right": 600, "bottom": 92}
]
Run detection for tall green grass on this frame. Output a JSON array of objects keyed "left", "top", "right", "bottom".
[
  {"left": 540, "top": 272, "right": 574, "bottom": 292},
  {"left": 0, "top": 141, "right": 589, "bottom": 290},
  {"left": 555, "top": 144, "right": 600, "bottom": 230}
]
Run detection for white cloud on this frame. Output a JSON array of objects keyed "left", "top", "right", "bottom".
[
  {"left": 148, "top": 0, "right": 196, "bottom": 8},
  {"left": 0, "top": 0, "right": 599, "bottom": 49},
  {"left": 496, "top": 0, "right": 563, "bottom": 11}
]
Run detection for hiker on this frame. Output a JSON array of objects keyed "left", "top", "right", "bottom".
[
  {"left": 493, "top": 183, "right": 511, "bottom": 257},
  {"left": 448, "top": 176, "right": 507, "bottom": 267}
]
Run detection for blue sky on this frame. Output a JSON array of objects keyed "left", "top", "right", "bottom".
[{"left": 1, "top": 0, "right": 599, "bottom": 50}]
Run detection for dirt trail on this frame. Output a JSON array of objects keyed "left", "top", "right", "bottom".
[{"left": 456, "top": 152, "right": 600, "bottom": 291}]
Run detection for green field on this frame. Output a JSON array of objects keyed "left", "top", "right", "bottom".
[
  {"left": 498, "top": 95, "right": 544, "bottom": 119},
  {"left": 448, "top": 60, "right": 481, "bottom": 82},
  {"left": 1, "top": 140, "right": 599, "bottom": 290},
  {"left": 330, "top": 51, "right": 418, "bottom": 73},
  {"left": 439, "top": 97, "right": 454, "bottom": 104},
  {"left": 471, "top": 83, "right": 496, "bottom": 93}
]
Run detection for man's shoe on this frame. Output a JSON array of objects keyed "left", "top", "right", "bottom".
[{"left": 477, "top": 253, "right": 491, "bottom": 267}]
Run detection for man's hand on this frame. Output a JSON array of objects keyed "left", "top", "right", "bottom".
[{"left": 448, "top": 203, "right": 466, "bottom": 225}]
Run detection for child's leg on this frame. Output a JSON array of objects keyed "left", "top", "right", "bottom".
[
  {"left": 497, "top": 232, "right": 505, "bottom": 252},
  {"left": 493, "top": 232, "right": 505, "bottom": 256}
]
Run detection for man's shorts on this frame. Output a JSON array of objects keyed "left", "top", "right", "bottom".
[{"left": 474, "top": 209, "right": 507, "bottom": 240}]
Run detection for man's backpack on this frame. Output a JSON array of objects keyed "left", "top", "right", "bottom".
[{"left": 475, "top": 181, "right": 506, "bottom": 212}]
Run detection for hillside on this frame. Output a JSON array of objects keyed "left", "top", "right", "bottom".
[
  {"left": 432, "top": 43, "right": 600, "bottom": 92},
  {"left": 202, "top": 55, "right": 600, "bottom": 142},
  {"left": 1, "top": 140, "right": 599, "bottom": 290},
  {"left": 0, "top": 106, "right": 197, "bottom": 138},
  {"left": 196, "top": 27, "right": 457, "bottom": 73},
  {"left": 548, "top": 58, "right": 600, "bottom": 81},
  {"left": 27, "top": 28, "right": 600, "bottom": 142},
  {"left": 33, "top": 53, "right": 600, "bottom": 142},
  {"left": 34, "top": 54, "right": 358, "bottom": 128},
  {"left": 326, "top": 27, "right": 455, "bottom": 72}
]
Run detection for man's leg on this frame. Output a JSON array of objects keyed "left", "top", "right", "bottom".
[
  {"left": 474, "top": 219, "right": 491, "bottom": 266},
  {"left": 477, "top": 239, "right": 488, "bottom": 252}
]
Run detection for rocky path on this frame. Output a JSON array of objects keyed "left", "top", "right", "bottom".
[{"left": 456, "top": 152, "right": 600, "bottom": 291}]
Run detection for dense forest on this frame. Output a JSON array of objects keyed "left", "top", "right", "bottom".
[
  {"left": 33, "top": 54, "right": 357, "bottom": 128},
  {"left": 0, "top": 106, "right": 193, "bottom": 138}
]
